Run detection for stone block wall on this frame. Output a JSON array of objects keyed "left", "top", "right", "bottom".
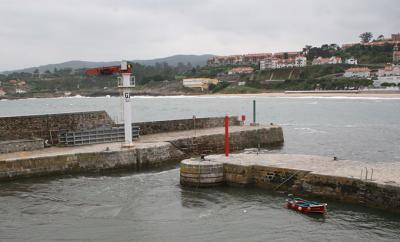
[
  {"left": 0, "top": 111, "right": 114, "bottom": 142},
  {"left": 299, "top": 173, "right": 400, "bottom": 212},
  {"left": 0, "top": 142, "right": 185, "bottom": 181},
  {"left": 224, "top": 163, "right": 400, "bottom": 213},
  {"left": 169, "top": 126, "right": 284, "bottom": 155},
  {"left": 0, "top": 113, "right": 240, "bottom": 145},
  {"left": 135, "top": 116, "right": 241, "bottom": 135},
  {"left": 0, "top": 139, "right": 44, "bottom": 154},
  {"left": 0, "top": 125, "right": 283, "bottom": 181}
]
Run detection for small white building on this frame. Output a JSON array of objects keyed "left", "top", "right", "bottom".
[
  {"left": 294, "top": 56, "right": 307, "bottom": 67},
  {"left": 15, "top": 88, "right": 27, "bottom": 94},
  {"left": 344, "top": 67, "right": 371, "bottom": 78},
  {"left": 345, "top": 57, "right": 358, "bottom": 65},
  {"left": 182, "top": 78, "right": 219, "bottom": 91}
]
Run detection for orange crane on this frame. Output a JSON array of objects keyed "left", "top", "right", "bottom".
[
  {"left": 85, "top": 62, "right": 133, "bottom": 76},
  {"left": 85, "top": 60, "right": 136, "bottom": 147}
]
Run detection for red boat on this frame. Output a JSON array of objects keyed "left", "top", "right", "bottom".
[{"left": 286, "top": 196, "right": 327, "bottom": 214}]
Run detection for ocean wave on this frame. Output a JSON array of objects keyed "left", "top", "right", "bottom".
[{"left": 293, "top": 127, "right": 328, "bottom": 134}]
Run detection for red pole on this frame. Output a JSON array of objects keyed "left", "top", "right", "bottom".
[{"left": 225, "top": 115, "right": 229, "bottom": 157}]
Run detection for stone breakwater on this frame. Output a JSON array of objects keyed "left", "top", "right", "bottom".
[
  {"left": 0, "top": 111, "right": 241, "bottom": 145},
  {"left": 181, "top": 154, "right": 400, "bottom": 213},
  {"left": 0, "top": 125, "right": 283, "bottom": 181},
  {"left": 0, "top": 111, "right": 114, "bottom": 142}
]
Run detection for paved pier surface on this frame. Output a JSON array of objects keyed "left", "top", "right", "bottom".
[
  {"left": 208, "top": 153, "right": 399, "bottom": 185},
  {"left": 0, "top": 125, "right": 277, "bottom": 161},
  {"left": 0, "top": 124, "right": 283, "bottom": 181},
  {"left": 202, "top": 153, "right": 400, "bottom": 212}
]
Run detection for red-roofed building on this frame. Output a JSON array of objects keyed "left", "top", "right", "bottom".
[
  {"left": 228, "top": 67, "right": 254, "bottom": 75},
  {"left": 342, "top": 33, "right": 400, "bottom": 49},
  {"left": 207, "top": 51, "right": 304, "bottom": 66},
  {"left": 377, "top": 64, "right": 400, "bottom": 77},
  {"left": 393, "top": 44, "right": 400, "bottom": 64},
  {"left": 344, "top": 67, "right": 371, "bottom": 78},
  {"left": 273, "top": 51, "right": 302, "bottom": 59},
  {"left": 391, "top": 34, "right": 400, "bottom": 41},
  {"left": 242, "top": 53, "right": 273, "bottom": 64},
  {"left": 375, "top": 64, "right": 400, "bottom": 87}
]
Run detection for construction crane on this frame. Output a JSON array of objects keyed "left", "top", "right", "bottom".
[
  {"left": 85, "top": 61, "right": 136, "bottom": 147},
  {"left": 85, "top": 63, "right": 133, "bottom": 76}
]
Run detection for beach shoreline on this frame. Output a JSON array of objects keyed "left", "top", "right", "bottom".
[{"left": 1, "top": 90, "right": 400, "bottom": 100}]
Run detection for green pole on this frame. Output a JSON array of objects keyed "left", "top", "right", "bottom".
[{"left": 253, "top": 100, "right": 256, "bottom": 123}]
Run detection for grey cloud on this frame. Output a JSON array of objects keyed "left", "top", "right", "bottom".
[{"left": 0, "top": 0, "right": 399, "bottom": 71}]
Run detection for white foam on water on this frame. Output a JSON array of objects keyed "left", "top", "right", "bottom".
[{"left": 294, "top": 127, "right": 328, "bottom": 134}]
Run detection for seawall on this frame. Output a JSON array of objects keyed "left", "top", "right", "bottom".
[
  {"left": 182, "top": 154, "right": 400, "bottom": 213},
  {"left": 0, "top": 125, "right": 283, "bottom": 181},
  {"left": 134, "top": 116, "right": 241, "bottom": 135},
  {"left": 0, "top": 111, "right": 114, "bottom": 142},
  {"left": 0, "top": 111, "right": 240, "bottom": 144}
]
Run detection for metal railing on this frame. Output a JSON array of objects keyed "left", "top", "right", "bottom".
[
  {"left": 58, "top": 126, "right": 139, "bottom": 146},
  {"left": 117, "top": 76, "right": 136, "bottom": 88}
]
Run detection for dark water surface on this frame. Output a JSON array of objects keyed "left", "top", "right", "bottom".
[{"left": 1, "top": 96, "right": 400, "bottom": 241}]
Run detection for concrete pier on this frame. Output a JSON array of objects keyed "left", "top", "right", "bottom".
[
  {"left": 0, "top": 125, "right": 283, "bottom": 181},
  {"left": 180, "top": 153, "right": 400, "bottom": 213},
  {"left": 180, "top": 158, "right": 224, "bottom": 187}
]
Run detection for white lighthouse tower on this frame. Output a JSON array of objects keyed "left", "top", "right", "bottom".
[{"left": 118, "top": 60, "right": 135, "bottom": 147}]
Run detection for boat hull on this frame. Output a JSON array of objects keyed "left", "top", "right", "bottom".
[{"left": 286, "top": 198, "right": 327, "bottom": 214}]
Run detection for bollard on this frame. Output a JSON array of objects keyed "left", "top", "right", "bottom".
[
  {"left": 241, "top": 114, "right": 246, "bottom": 126},
  {"left": 225, "top": 115, "right": 229, "bottom": 157}
]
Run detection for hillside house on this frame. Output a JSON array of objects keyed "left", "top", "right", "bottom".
[
  {"left": 344, "top": 67, "right": 371, "bottom": 78},
  {"left": 15, "top": 88, "right": 27, "bottom": 94},
  {"left": 375, "top": 64, "right": 400, "bottom": 87},
  {"left": 377, "top": 64, "right": 400, "bottom": 77},
  {"left": 207, "top": 51, "right": 303, "bottom": 66},
  {"left": 345, "top": 57, "right": 358, "bottom": 65},
  {"left": 182, "top": 78, "right": 219, "bottom": 91},
  {"left": 342, "top": 33, "right": 400, "bottom": 49},
  {"left": 228, "top": 67, "right": 254, "bottom": 75},
  {"left": 312, "top": 56, "right": 342, "bottom": 65},
  {"left": 0, "top": 88, "right": 6, "bottom": 97},
  {"left": 393, "top": 44, "right": 400, "bottom": 63}
]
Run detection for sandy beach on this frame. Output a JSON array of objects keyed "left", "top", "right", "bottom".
[{"left": 202, "top": 90, "right": 400, "bottom": 98}]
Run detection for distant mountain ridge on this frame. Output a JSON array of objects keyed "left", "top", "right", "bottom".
[{"left": 3, "top": 54, "right": 214, "bottom": 74}]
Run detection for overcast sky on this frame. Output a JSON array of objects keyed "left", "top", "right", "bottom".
[{"left": 0, "top": 0, "right": 399, "bottom": 71}]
